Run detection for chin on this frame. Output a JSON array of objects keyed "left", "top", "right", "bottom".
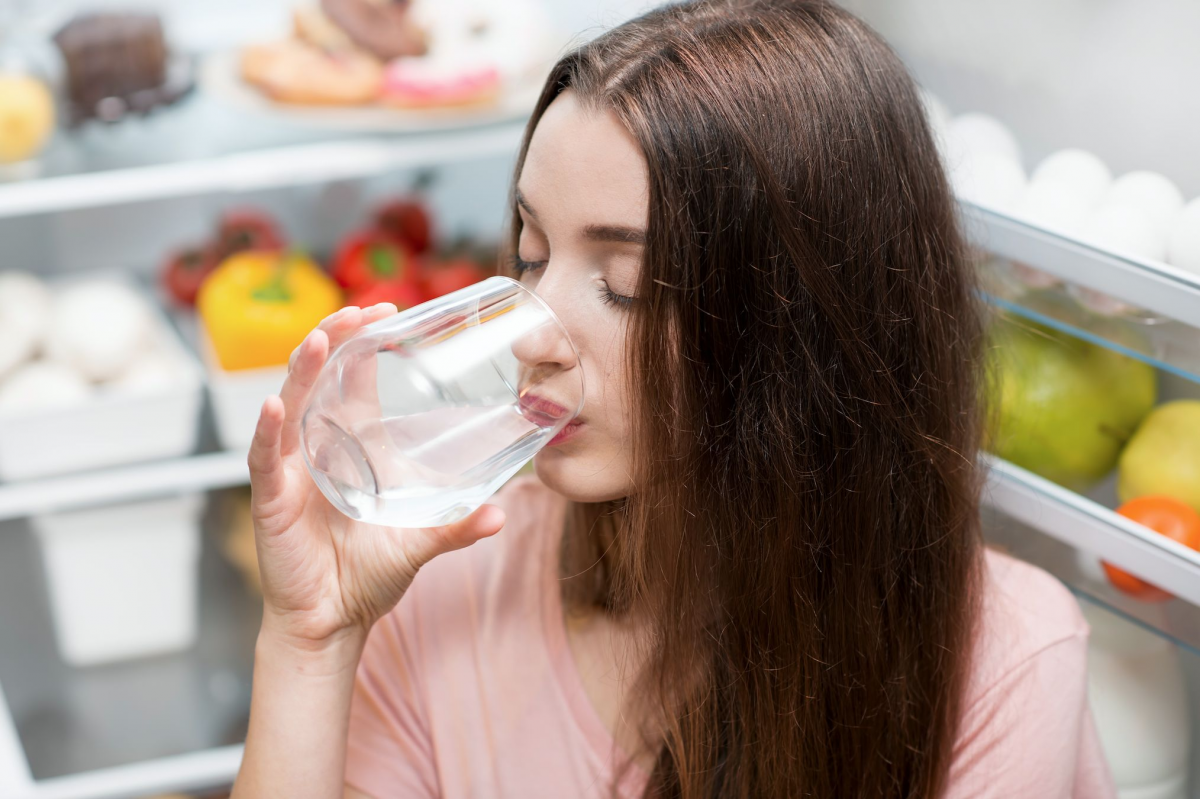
[{"left": 532, "top": 446, "right": 631, "bottom": 504}]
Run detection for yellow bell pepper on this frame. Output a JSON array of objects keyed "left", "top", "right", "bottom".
[{"left": 198, "top": 250, "right": 343, "bottom": 371}]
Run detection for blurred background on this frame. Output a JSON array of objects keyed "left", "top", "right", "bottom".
[{"left": 0, "top": 1, "right": 1199, "bottom": 797}]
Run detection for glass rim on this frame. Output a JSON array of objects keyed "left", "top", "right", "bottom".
[{"left": 489, "top": 275, "right": 586, "bottom": 420}]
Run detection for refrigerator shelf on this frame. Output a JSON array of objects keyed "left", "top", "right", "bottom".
[
  {"left": 0, "top": 122, "right": 524, "bottom": 221},
  {"left": 961, "top": 201, "right": 1200, "bottom": 330},
  {"left": 980, "top": 273, "right": 1200, "bottom": 386},
  {"left": 0, "top": 506, "right": 258, "bottom": 798},
  {"left": 983, "top": 454, "right": 1200, "bottom": 609}
]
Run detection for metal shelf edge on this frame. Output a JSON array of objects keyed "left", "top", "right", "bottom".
[
  {"left": 0, "top": 450, "right": 250, "bottom": 522},
  {"left": 961, "top": 202, "right": 1200, "bottom": 329},
  {"left": 982, "top": 454, "right": 1200, "bottom": 607},
  {"left": 16, "top": 746, "right": 242, "bottom": 799},
  {"left": 0, "top": 123, "right": 526, "bottom": 220}
]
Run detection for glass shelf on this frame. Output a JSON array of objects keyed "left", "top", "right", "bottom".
[
  {"left": 0, "top": 489, "right": 256, "bottom": 797},
  {"left": 983, "top": 455, "right": 1200, "bottom": 609},
  {"left": 978, "top": 261, "right": 1200, "bottom": 385},
  {"left": 961, "top": 201, "right": 1200, "bottom": 330},
  {"left": 0, "top": 92, "right": 526, "bottom": 220}
]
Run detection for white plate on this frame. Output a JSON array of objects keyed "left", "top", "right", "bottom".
[{"left": 200, "top": 48, "right": 554, "bottom": 133}]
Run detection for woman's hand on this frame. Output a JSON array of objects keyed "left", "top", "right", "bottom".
[{"left": 247, "top": 303, "right": 507, "bottom": 652}]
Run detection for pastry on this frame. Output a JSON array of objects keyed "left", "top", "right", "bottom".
[
  {"left": 380, "top": 56, "right": 501, "bottom": 109},
  {"left": 241, "top": 40, "right": 383, "bottom": 106},
  {"left": 54, "top": 14, "right": 188, "bottom": 121},
  {"left": 319, "top": 0, "right": 429, "bottom": 61}
]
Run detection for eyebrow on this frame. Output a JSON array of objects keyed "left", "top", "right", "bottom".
[{"left": 516, "top": 187, "right": 646, "bottom": 246}]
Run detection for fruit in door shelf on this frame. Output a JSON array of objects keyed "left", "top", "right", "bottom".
[
  {"left": 1102, "top": 496, "right": 1200, "bottom": 602},
  {"left": 0, "top": 74, "right": 56, "bottom": 164},
  {"left": 985, "top": 317, "right": 1157, "bottom": 491},
  {"left": 1118, "top": 401, "right": 1200, "bottom": 513},
  {"left": 198, "top": 250, "right": 342, "bottom": 371}
]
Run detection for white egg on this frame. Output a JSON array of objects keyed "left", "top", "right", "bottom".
[
  {"left": 944, "top": 113, "right": 1022, "bottom": 170},
  {"left": 951, "top": 152, "right": 1027, "bottom": 211},
  {"left": 0, "top": 315, "right": 37, "bottom": 380},
  {"left": 0, "top": 270, "right": 51, "bottom": 353},
  {"left": 0, "top": 360, "right": 92, "bottom": 414},
  {"left": 918, "top": 86, "right": 951, "bottom": 151},
  {"left": 109, "top": 350, "right": 181, "bottom": 394},
  {"left": 1081, "top": 201, "right": 1168, "bottom": 262},
  {"left": 1106, "top": 171, "right": 1185, "bottom": 238},
  {"left": 1166, "top": 198, "right": 1200, "bottom": 275},
  {"left": 1030, "top": 149, "right": 1112, "bottom": 207},
  {"left": 46, "top": 281, "right": 153, "bottom": 382},
  {"left": 1013, "top": 179, "right": 1093, "bottom": 236}
]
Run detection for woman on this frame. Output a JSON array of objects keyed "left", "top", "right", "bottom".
[{"left": 232, "top": 1, "right": 1115, "bottom": 797}]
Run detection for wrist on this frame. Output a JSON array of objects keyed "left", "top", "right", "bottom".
[{"left": 256, "top": 618, "right": 368, "bottom": 678}]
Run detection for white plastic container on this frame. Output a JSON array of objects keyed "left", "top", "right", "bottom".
[
  {"left": 0, "top": 280, "right": 203, "bottom": 480},
  {"left": 198, "top": 322, "right": 288, "bottom": 451},
  {"left": 32, "top": 493, "right": 204, "bottom": 667}
]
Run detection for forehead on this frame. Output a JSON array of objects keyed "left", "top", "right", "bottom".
[{"left": 519, "top": 90, "right": 648, "bottom": 226}]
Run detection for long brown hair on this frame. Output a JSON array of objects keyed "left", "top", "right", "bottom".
[{"left": 506, "top": 2, "right": 985, "bottom": 796}]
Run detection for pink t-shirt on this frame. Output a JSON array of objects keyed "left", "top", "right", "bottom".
[{"left": 346, "top": 476, "right": 1116, "bottom": 798}]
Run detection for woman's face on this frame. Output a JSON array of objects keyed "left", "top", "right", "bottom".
[{"left": 514, "top": 89, "right": 648, "bottom": 504}]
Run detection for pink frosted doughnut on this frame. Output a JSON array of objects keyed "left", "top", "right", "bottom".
[{"left": 380, "top": 58, "right": 501, "bottom": 109}]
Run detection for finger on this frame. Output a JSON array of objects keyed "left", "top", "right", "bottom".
[
  {"left": 402, "top": 504, "right": 507, "bottom": 571},
  {"left": 279, "top": 328, "right": 329, "bottom": 457},
  {"left": 319, "top": 305, "right": 366, "bottom": 355},
  {"left": 248, "top": 395, "right": 287, "bottom": 513}
]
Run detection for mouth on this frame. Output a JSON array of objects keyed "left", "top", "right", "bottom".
[
  {"left": 519, "top": 393, "right": 574, "bottom": 426},
  {"left": 520, "top": 393, "right": 584, "bottom": 446}
]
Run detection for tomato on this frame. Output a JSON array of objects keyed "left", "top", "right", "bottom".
[
  {"left": 1102, "top": 495, "right": 1200, "bottom": 602},
  {"left": 213, "top": 209, "right": 285, "bottom": 262},
  {"left": 374, "top": 197, "right": 433, "bottom": 255},
  {"left": 161, "top": 245, "right": 217, "bottom": 306},
  {"left": 332, "top": 229, "right": 418, "bottom": 292},
  {"left": 423, "top": 259, "right": 485, "bottom": 299},
  {"left": 347, "top": 279, "right": 426, "bottom": 311}
]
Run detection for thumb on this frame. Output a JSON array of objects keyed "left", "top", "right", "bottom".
[{"left": 403, "top": 504, "right": 507, "bottom": 571}]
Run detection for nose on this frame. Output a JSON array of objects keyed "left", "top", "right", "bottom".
[{"left": 510, "top": 309, "right": 579, "bottom": 374}]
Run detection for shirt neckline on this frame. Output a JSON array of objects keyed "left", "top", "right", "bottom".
[{"left": 538, "top": 496, "right": 650, "bottom": 798}]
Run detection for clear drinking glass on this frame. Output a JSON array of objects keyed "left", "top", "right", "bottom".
[{"left": 301, "top": 276, "right": 583, "bottom": 528}]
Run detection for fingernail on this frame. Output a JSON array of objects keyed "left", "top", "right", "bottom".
[{"left": 371, "top": 302, "right": 398, "bottom": 312}]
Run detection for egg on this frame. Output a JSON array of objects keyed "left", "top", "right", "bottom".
[
  {"left": 1166, "top": 198, "right": 1200, "bottom": 275},
  {"left": 0, "top": 316, "right": 37, "bottom": 380},
  {"left": 0, "top": 360, "right": 91, "bottom": 414},
  {"left": 950, "top": 152, "right": 1027, "bottom": 211},
  {"left": 1030, "top": 149, "right": 1112, "bottom": 207},
  {"left": 1075, "top": 202, "right": 1167, "bottom": 316},
  {"left": 1013, "top": 179, "right": 1093, "bottom": 236},
  {"left": 0, "top": 270, "right": 50, "bottom": 353},
  {"left": 1105, "top": 171, "right": 1185, "bottom": 238},
  {"left": 45, "top": 281, "right": 153, "bottom": 382},
  {"left": 944, "top": 113, "right": 1022, "bottom": 170},
  {"left": 1082, "top": 201, "right": 1168, "bottom": 261},
  {"left": 110, "top": 350, "right": 181, "bottom": 395}
]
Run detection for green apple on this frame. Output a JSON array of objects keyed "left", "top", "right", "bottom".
[
  {"left": 985, "top": 316, "right": 1157, "bottom": 491},
  {"left": 1118, "top": 400, "right": 1200, "bottom": 512}
]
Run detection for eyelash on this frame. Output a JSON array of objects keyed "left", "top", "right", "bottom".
[{"left": 507, "top": 254, "right": 635, "bottom": 309}]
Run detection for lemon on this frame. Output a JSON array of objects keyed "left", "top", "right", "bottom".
[{"left": 0, "top": 74, "right": 55, "bottom": 164}]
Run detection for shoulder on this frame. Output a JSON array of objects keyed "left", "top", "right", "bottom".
[
  {"left": 969, "top": 548, "right": 1088, "bottom": 691},
  {"left": 943, "top": 551, "right": 1113, "bottom": 797}
]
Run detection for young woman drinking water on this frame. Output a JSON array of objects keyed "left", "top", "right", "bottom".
[{"left": 232, "top": 1, "right": 1115, "bottom": 796}]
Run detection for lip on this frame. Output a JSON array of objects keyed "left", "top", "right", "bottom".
[
  {"left": 519, "top": 393, "right": 575, "bottom": 425},
  {"left": 548, "top": 420, "right": 583, "bottom": 446},
  {"left": 520, "top": 393, "right": 583, "bottom": 446}
]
